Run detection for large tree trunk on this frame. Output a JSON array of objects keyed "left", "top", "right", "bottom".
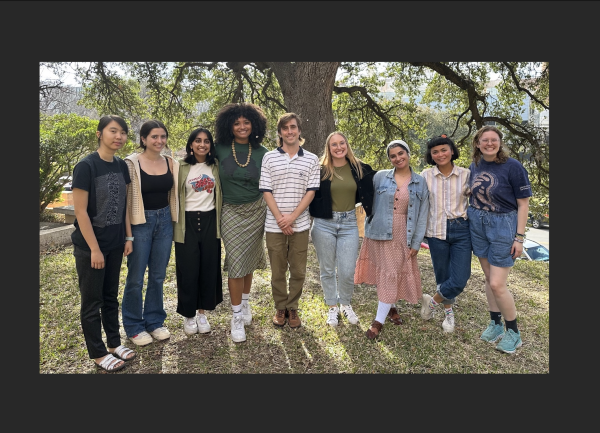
[{"left": 269, "top": 62, "right": 340, "bottom": 157}]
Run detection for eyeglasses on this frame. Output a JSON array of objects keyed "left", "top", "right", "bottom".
[{"left": 479, "top": 139, "right": 500, "bottom": 144}]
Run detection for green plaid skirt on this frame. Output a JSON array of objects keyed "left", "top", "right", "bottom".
[{"left": 221, "top": 197, "right": 267, "bottom": 278}]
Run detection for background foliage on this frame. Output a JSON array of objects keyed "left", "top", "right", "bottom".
[{"left": 40, "top": 62, "right": 549, "bottom": 216}]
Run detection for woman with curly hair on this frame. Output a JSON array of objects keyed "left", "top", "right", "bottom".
[{"left": 213, "top": 102, "right": 270, "bottom": 343}]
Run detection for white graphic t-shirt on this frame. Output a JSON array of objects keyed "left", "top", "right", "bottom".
[{"left": 185, "top": 162, "right": 216, "bottom": 212}]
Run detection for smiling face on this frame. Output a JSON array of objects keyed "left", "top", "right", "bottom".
[
  {"left": 388, "top": 145, "right": 410, "bottom": 170},
  {"left": 232, "top": 116, "right": 252, "bottom": 143},
  {"left": 430, "top": 144, "right": 453, "bottom": 169},
  {"left": 477, "top": 130, "right": 502, "bottom": 161},
  {"left": 192, "top": 131, "right": 211, "bottom": 162},
  {"left": 279, "top": 118, "right": 300, "bottom": 147},
  {"left": 143, "top": 127, "right": 167, "bottom": 154},
  {"left": 328, "top": 133, "right": 348, "bottom": 164}
]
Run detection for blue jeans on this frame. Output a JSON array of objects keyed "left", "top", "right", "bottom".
[
  {"left": 310, "top": 210, "right": 359, "bottom": 306},
  {"left": 426, "top": 217, "right": 472, "bottom": 304},
  {"left": 467, "top": 206, "right": 517, "bottom": 268},
  {"left": 122, "top": 205, "right": 173, "bottom": 337}
]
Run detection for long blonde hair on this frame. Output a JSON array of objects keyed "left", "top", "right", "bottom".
[{"left": 319, "top": 131, "right": 364, "bottom": 181}]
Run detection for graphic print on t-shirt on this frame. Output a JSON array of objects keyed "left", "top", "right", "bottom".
[
  {"left": 189, "top": 174, "right": 215, "bottom": 194},
  {"left": 94, "top": 171, "right": 127, "bottom": 228},
  {"left": 470, "top": 171, "right": 497, "bottom": 212}
]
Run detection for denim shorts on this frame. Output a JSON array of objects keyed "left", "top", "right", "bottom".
[{"left": 467, "top": 206, "right": 517, "bottom": 268}]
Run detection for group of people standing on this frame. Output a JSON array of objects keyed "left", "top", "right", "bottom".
[
  {"left": 354, "top": 128, "right": 530, "bottom": 357},
  {"left": 69, "top": 105, "right": 532, "bottom": 373}
]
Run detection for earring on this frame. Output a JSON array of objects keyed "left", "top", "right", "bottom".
[
  {"left": 256, "top": 135, "right": 259, "bottom": 138},
  {"left": 208, "top": 152, "right": 211, "bottom": 156}
]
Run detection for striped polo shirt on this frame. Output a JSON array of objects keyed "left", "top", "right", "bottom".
[
  {"left": 421, "top": 164, "right": 470, "bottom": 240},
  {"left": 259, "top": 146, "right": 320, "bottom": 233}
]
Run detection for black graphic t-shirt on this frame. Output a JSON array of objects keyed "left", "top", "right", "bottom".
[{"left": 71, "top": 152, "right": 131, "bottom": 251}]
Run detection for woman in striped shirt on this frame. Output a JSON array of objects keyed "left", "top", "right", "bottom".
[{"left": 419, "top": 135, "right": 472, "bottom": 333}]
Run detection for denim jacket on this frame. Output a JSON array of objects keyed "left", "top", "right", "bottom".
[{"left": 364, "top": 168, "right": 429, "bottom": 250}]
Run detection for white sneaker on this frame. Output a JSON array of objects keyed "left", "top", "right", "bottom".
[
  {"left": 130, "top": 331, "right": 153, "bottom": 346},
  {"left": 196, "top": 313, "right": 211, "bottom": 334},
  {"left": 149, "top": 327, "right": 171, "bottom": 341},
  {"left": 230, "top": 315, "right": 246, "bottom": 342},
  {"left": 420, "top": 294, "right": 434, "bottom": 320},
  {"left": 340, "top": 304, "right": 359, "bottom": 325},
  {"left": 183, "top": 316, "right": 198, "bottom": 335},
  {"left": 241, "top": 302, "right": 252, "bottom": 326},
  {"left": 326, "top": 306, "right": 339, "bottom": 327},
  {"left": 442, "top": 313, "right": 455, "bottom": 333}
]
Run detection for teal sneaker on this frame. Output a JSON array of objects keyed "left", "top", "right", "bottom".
[
  {"left": 480, "top": 320, "right": 504, "bottom": 343},
  {"left": 495, "top": 329, "right": 522, "bottom": 354}
]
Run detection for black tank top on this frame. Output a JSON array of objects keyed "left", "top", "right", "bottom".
[{"left": 139, "top": 159, "right": 173, "bottom": 210}]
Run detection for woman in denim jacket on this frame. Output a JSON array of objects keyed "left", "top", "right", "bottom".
[{"left": 355, "top": 140, "right": 429, "bottom": 339}]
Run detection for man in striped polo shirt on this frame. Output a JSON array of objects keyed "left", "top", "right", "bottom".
[{"left": 259, "top": 112, "right": 320, "bottom": 329}]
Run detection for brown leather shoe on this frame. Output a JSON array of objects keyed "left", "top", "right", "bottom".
[
  {"left": 273, "top": 309, "right": 287, "bottom": 327},
  {"left": 387, "top": 307, "right": 403, "bottom": 325},
  {"left": 287, "top": 309, "right": 301, "bottom": 329},
  {"left": 366, "top": 320, "right": 383, "bottom": 340}
]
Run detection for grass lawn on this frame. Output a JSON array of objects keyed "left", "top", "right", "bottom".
[{"left": 39, "top": 238, "right": 549, "bottom": 374}]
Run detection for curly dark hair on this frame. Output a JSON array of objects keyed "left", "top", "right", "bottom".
[
  {"left": 425, "top": 134, "right": 459, "bottom": 166},
  {"left": 214, "top": 102, "right": 267, "bottom": 149},
  {"left": 183, "top": 127, "right": 217, "bottom": 166}
]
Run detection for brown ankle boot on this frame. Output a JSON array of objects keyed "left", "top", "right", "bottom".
[
  {"left": 272, "top": 309, "right": 286, "bottom": 327},
  {"left": 287, "top": 309, "right": 301, "bottom": 329}
]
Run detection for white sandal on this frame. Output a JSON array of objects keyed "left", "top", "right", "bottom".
[
  {"left": 96, "top": 354, "right": 126, "bottom": 372},
  {"left": 111, "top": 345, "right": 136, "bottom": 361}
]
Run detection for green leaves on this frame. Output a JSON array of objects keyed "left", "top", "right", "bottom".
[{"left": 39, "top": 113, "right": 98, "bottom": 213}]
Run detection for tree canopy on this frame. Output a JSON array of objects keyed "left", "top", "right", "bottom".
[{"left": 40, "top": 61, "right": 549, "bottom": 214}]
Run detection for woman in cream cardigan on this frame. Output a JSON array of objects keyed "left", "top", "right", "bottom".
[{"left": 123, "top": 119, "right": 179, "bottom": 346}]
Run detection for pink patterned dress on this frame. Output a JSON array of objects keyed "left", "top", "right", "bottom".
[{"left": 354, "top": 179, "right": 422, "bottom": 304}]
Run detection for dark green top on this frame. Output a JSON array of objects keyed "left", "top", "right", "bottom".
[
  {"left": 214, "top": 141, "right": 269, "bottom": 204},
  {"left": 331, "top": 163, "right": 357, "bottom": 212}
]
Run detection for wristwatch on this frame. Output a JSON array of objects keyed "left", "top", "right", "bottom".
[{"left": 125, "top": 237, "right": 134, "bottom": 241}]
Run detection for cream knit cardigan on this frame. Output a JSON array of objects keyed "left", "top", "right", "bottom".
[{"left": 125, "top": 152, "right": 179, "bottom": 225}]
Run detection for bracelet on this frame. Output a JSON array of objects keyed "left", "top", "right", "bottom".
[
  {"left": 514, "top": 238, "right": 524, "bottom": 243},
  {"left": 515, "top": 232, "right": 525, "bottom": 237},
  {"left": 125, "top": 236, "right": 134, "bottom": 242}
]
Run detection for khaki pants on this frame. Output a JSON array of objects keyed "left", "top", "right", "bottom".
[{"left": 265, "top": 230, "right": 309, "bottom": 310}]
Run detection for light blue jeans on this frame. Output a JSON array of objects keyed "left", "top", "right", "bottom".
[
  {"left": 310, "top": 210, "right": 359, "bottom": 306},
  {"left": 468, "top": 206, "right": 517, "bottom": 268},
  {"left": 122, "top": 205, "right": 173, "bottom": 338}
]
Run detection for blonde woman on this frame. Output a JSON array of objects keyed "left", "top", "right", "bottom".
[{"left": 309, "top": 131, "right": 376, "bottom": 327}]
